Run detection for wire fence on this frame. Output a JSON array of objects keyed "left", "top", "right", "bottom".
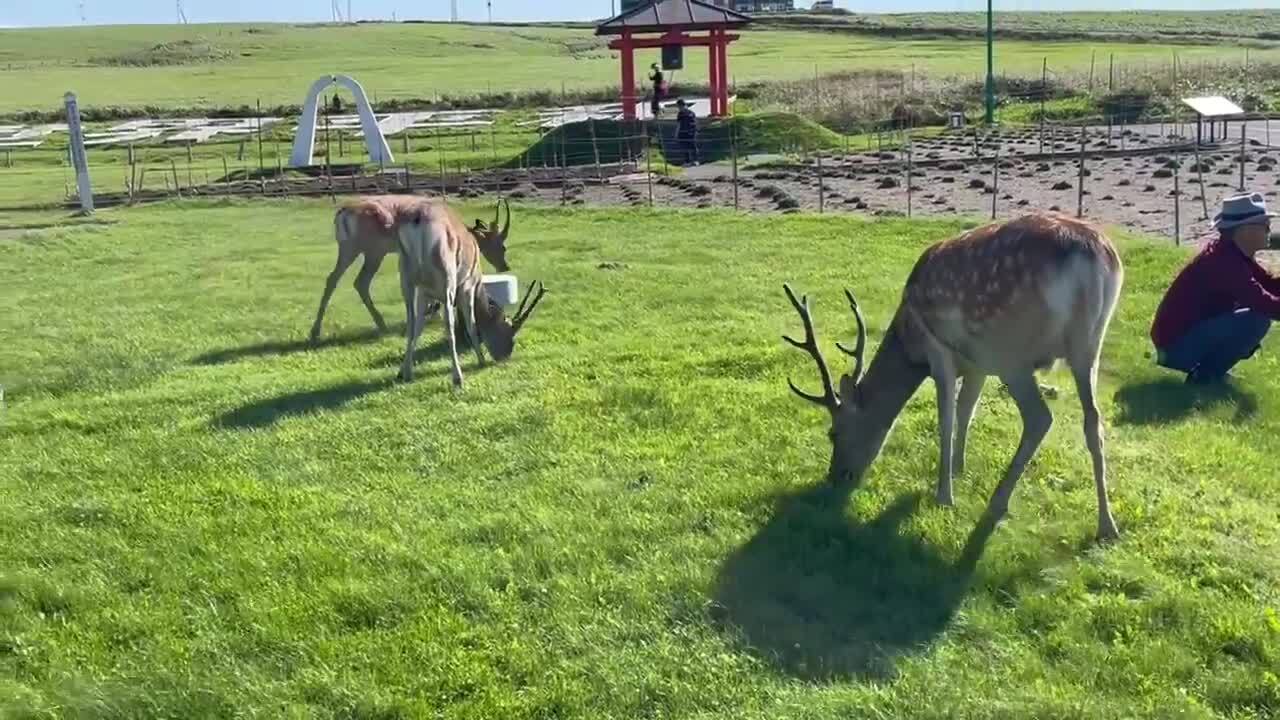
[{"left": 5, "top": 82, "right": 1280, "bottom": 246}]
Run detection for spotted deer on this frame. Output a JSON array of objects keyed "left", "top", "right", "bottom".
[
  {"left": 782, "top": 212, "right": 1124, "bottom": 541},
  {"left": 309, "top": 195, "right": 512, "bottom": 343},
  {"left": 393, "top": 199, "right": 546, "bottom": 388}
]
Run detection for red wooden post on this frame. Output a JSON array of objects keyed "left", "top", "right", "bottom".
[
  {"left": 619, "top": 31, "right": 636, "bottom": 121},
  {"left": 707, "top": 33, "right": 719, "bottom": 116},
  {"left": 717, "top": 33, "right": 729, "bottom": 116}
]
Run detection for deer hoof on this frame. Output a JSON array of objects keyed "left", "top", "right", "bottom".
[
  {"left": 936, "top": 490, "right": 955, "bottom": 507},
  {"left": 1096, "top": 518, "right": 1121, "bottom": 544}
]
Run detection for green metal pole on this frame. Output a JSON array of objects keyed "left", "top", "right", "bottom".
[{"left": 985, "top": 0, "right": 995, "bottom": 125}]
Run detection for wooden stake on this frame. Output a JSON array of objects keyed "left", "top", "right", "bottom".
[
  {"left": 646, "top": 133, "right": 654, "bottom": 207},
  {"left": 1193, "top": 141, "right": 1209, "bottom": 220},
  {"left": 256, "top": 99, "right": 264, "bottom": 173},
  {"left": 589, "top": 118, "right": 602, "bottom": 182},
  {"left": 731, "top": 121, "right": 739, "bottom": 211},
  {"left": 991, "top": 140, "right": 999, "bottom": 220},
  {"left": 1039, "top": 57, "right": 1047, "bottom": 154},
  {"left": 1240, "top": 124, "right": 1248, "bottom": 191},
  {"left": 1077, "top": 125, "right": 1087, "bottom": 218},
  {"left": 1174, "top": 145, "right": 1182, "bottom": 246},
  {"left": 817, "top": 150, "right": 825, "bottom": 214},
  {"left": 438, "top": 129, "right": 447, "bottom": 200}
]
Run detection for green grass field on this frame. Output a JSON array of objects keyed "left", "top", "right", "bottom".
[
  {"left": 776, "top": 10, "right": 1280, "bottom": 40},
  {"left": 2, "top": 200, "right": 1279, "bottom": 718},
  {"left": 0, "top": 20, "right": 1273, "bottom": 116}
]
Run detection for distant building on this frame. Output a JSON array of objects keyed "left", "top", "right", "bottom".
[
  {"left": 732, "top": 0, "right": 795, "bottom": 11},
  {"left": 811, "top": 0, "right": 835, "bottom": 9}
]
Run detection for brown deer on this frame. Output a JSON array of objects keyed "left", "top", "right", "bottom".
[
  {"left": 393, "top": 199, "right": 545, "bottom": 388},
  {"left": 309, "top": 195, "right": 512, "bottom": 343},
  {"left": 782, "top": 212, "right": 1124, "bottom": 542}
]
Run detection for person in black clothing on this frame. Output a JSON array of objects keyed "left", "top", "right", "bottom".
[
  {"left": 649, "top": 63, "right": 664, "bottom": 118},
  {"left": 675, "top": 99, "right": 698, "bottom": 165}
]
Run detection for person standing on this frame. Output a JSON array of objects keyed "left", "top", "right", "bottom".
[
  {"left": 649, "top": 63, "right": 665, "bottom": 118},
  {"left": 1151, "top": 192, "right": 1280, "bottom": 384},
  {"left": 675, "top": 99, "right": 698, "bottom": 166}
]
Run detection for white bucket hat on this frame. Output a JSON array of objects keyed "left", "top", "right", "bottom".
[{"left": 1213, "top": 192, "right": 1277, "bottom": 231}]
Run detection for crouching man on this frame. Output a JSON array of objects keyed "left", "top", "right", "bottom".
[{"left": 1151, "top": 192, "right": 1280, "bottom": 384}]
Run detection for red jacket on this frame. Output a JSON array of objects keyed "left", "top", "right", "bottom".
[{"left": 1151, "top": 238, "right": 1280, "bottom": 348}]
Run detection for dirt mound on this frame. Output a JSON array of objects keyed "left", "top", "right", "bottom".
[{"left": 90, "top": 39, "right": 233, "bottom": 67}]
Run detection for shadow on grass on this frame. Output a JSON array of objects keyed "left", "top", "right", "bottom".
[
  {"left": 192, "top": 325, "right": 403, "bottom": 366},
  {"left": 712, "top": 484, "right": 997, "bottom": 682},
  {"left": 367, "top": 337, "right": 477, "bottom": 370},
  {"left": 214, "top": 378, "right": 395, "bottom": 430},
  {"left": 1113, "top": 377, "right": 1258, "bottom": 425}
]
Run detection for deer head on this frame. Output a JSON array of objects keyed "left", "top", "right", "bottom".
[
  {"left": 476, "top": 280, "right": 547, "bottom": 362},
  {"left": 782, "top": 283, "right": 923, "bottom": 487},
  {"left": 469, "top": 198, "right": 512, "bottom": 273}
]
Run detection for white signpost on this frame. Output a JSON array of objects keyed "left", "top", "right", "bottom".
[{"left": 64, "top": 92, "right": 94, "bottom": 214}]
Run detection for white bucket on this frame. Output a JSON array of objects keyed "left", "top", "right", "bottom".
[{"left": 484, "top": 274, "right": 518, "bottom": 307}]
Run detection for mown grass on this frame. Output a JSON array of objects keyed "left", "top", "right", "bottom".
[
  {"left": 2, "top": 200, "right": 1280, "bottom": 717},
  {"left": 775, "top": 10, "right": 1280, "bottom": 41},
  {"left": 0, "top": 21, "right": 1274, "bottom": 117}
]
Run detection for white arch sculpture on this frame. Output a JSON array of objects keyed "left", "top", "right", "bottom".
[{"left": 289, "top": 74, "right": 394, "bottom": 168}]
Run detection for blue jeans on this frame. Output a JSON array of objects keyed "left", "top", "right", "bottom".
[
  {"left": 678, "top": 135, "right": 697, "bottom": 164},
  {"left": 1157, "top": 308, "right": 1272, "bottom": 378}
]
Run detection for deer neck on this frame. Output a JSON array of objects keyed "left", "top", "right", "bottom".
[
  {"left": 857, "top": 321, "right": 929, "bottom": 431},
  {"left": 472, "top": 284, "right": 500, "bottom": 326}
]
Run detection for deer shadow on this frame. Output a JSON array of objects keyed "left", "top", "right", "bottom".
[
  {"left": 366, "top": 336, "right": 481, "bottom": 370},
  {"left": 213, "top": 378, "right": 395, "bottom": 430},
  {"left": 1113, "top": 377, "right": 1258, "bottom": 426},
  {"left": 711, "top": 484, "right": 999, "bottom": 682},
  {"left": 192, "top": 325, "right": 405, "bottom": 366}
]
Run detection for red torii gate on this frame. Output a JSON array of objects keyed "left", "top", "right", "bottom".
[{"left": 596, "top": 0, "right": 751, "bottom": 121}]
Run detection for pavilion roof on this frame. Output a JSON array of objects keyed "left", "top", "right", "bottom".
[{"left": 595, "top": 0, "right": 752, "bottom": 36}]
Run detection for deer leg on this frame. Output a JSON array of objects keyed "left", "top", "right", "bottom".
[
  {"left": 460, "top": 287, "right": 486, "bottom": 367},
  {"left": 953, "top": 373, "right": 987, "bottom": 476},
  {"left": 984, "top": 372, "right": 1053, "bottom": 522},
  {"left": 309, "top": 249, "right": 359, "bottom": 343},
  {"left": 398, "top": 275, "right": 419, "bottom": 383},
  {"left": 415, "top": 300, "right": 441, "bottom": 338},
  {"left": 932, "top": 361, "right": 959, "bottom": 506},
  {"left": 1072, "top": 362, "right": 1120, "bottom": 543},
  {"left": 354, "top": 251, "right": 388, "bottom": 333},
  {"left": 443, "top": 288, "right": 464, "bottom": 389}
]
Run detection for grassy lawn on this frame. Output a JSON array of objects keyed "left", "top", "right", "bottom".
[
  {"left": 2, "top": 200, "right": 1279, "bottom": 717},
  {"left": 0, "top": 21, "right": 1273, "bottom": 116},
  {"left": 778, "top": 10, "right": 1280, "bottom": 40}
]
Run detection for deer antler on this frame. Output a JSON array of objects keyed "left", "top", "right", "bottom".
[
  {"left": 782, "top": 283, "right": 840, "bottom": 414},
  {"left": 511, "top": 280, "right": 546, "bottom": 335},
  {"left": 835, "top": 289, "right": 868, "bottom": 383}
]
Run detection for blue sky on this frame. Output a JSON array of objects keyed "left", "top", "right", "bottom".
[{"left": 3, "top": 0, "right": 1278, "bottom": 28}]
